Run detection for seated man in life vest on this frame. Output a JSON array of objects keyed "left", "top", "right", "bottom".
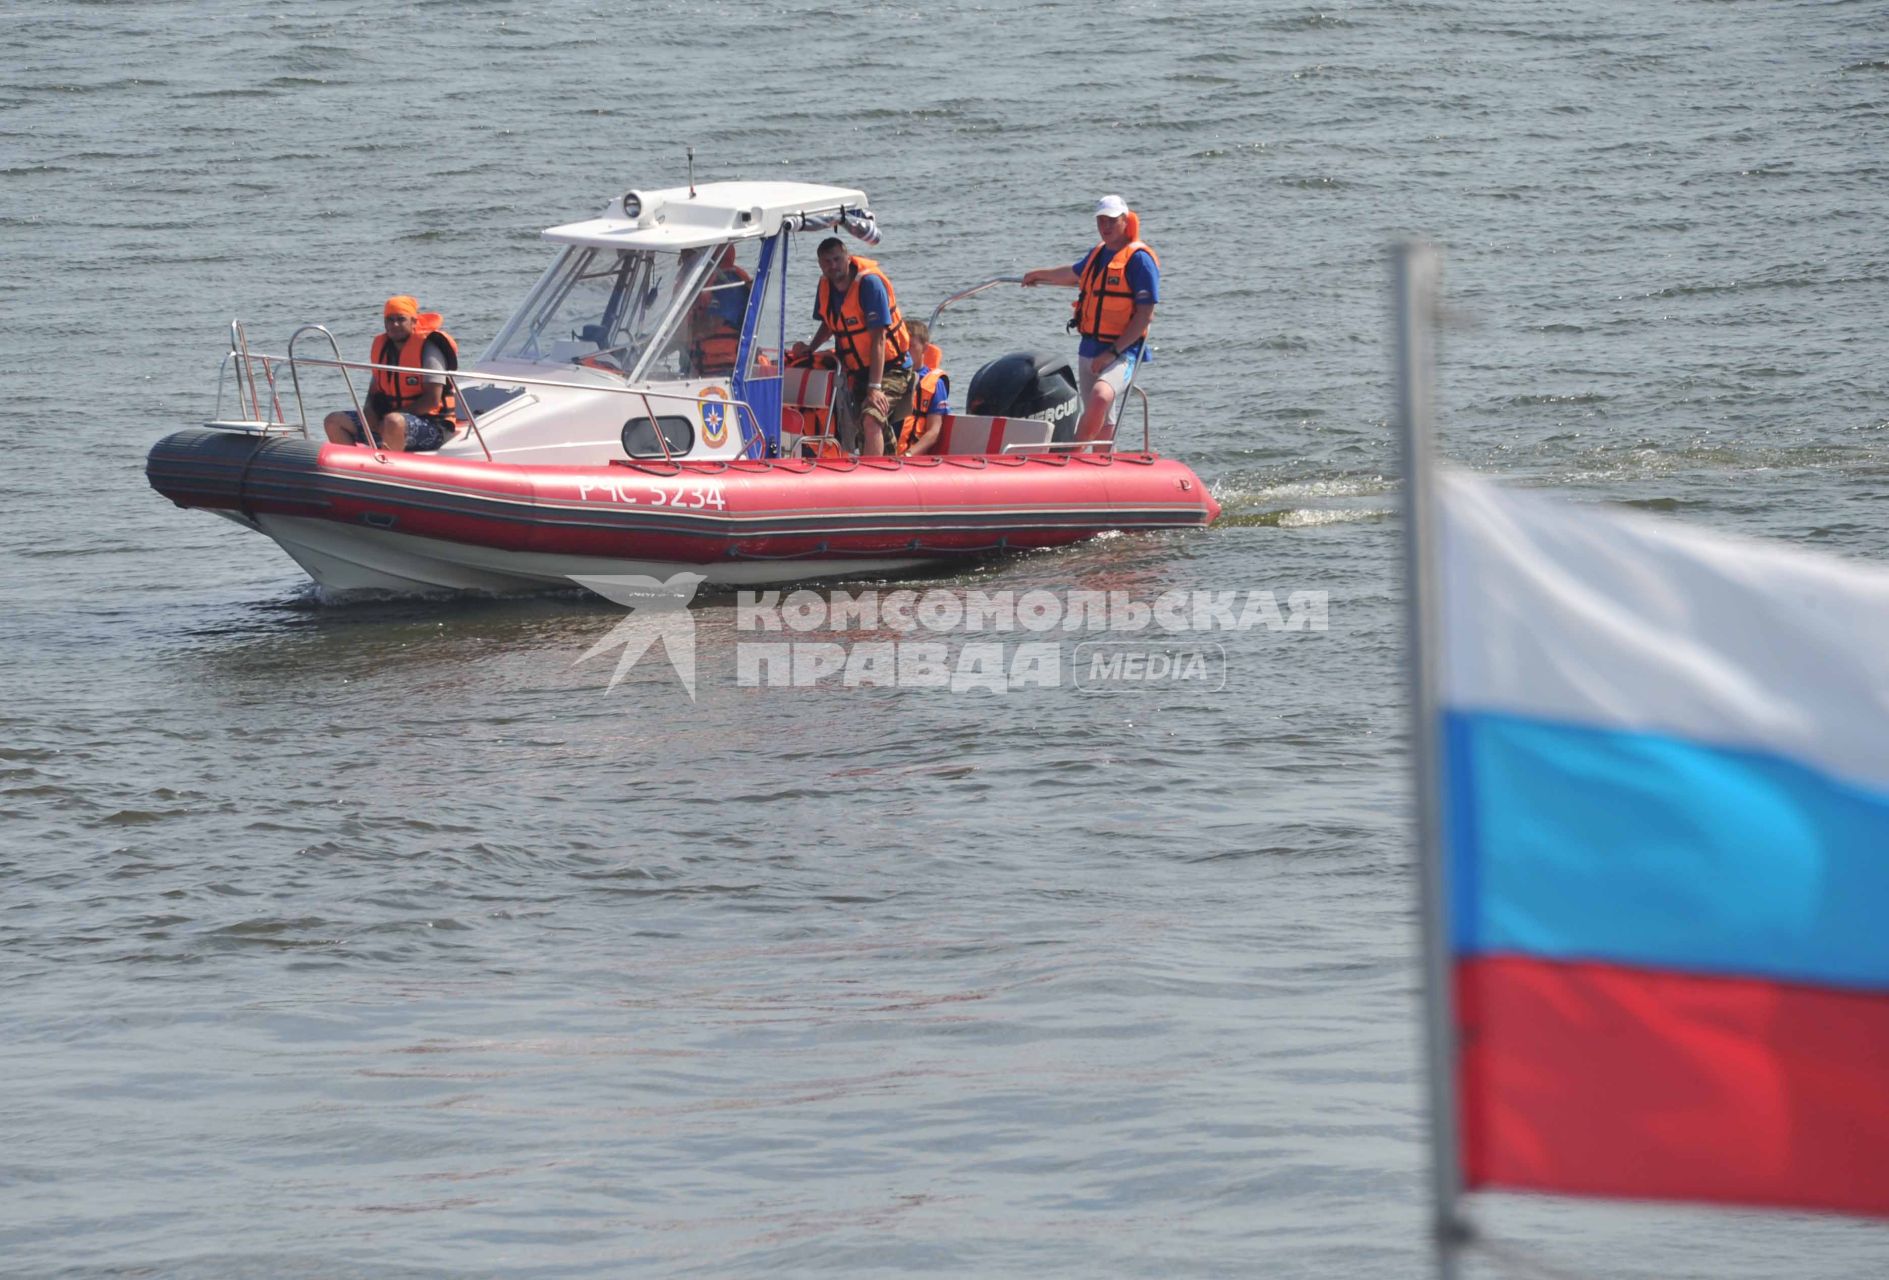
[
  {"left": 894, "top": 320, "right": 951, "bottom": 457},
  {"left": 323, "top": 295, "right": 460, "bottom": 453},
  {"left": 788, "top": 237, "right": 914, "bottom": 457},
  {"left": 683, "top": 246, "right": 752, "bottom": 378},
  {"left": 1020, "top": 194, "right": 1158, "bottom": 448}
]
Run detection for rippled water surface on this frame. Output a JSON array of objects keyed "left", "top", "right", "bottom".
[{"left": 4, "top": 2, "right": 1888, "bottom": 1276}]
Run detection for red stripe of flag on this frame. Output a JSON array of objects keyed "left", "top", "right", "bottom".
[{"left": 1458, "top": 955, "right": 1889, "bottom": 1217}]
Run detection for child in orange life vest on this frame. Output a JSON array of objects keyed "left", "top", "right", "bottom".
[{"left": 895, "top": 320, "right": 951, "bottom": 457}]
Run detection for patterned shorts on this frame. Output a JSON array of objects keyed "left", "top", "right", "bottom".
[
  {"left": 341, "top": 410, "right": 453, "bottom": 453},
  {"left": 840, "top": 364, "right": 915, "bottom": 453}
]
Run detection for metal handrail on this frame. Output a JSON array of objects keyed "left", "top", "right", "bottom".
[
  {"left": 450, "top": 370, "right": 495, "bottom": 462},
  {"left": 209, "top": 352, "right": 247, "bottom": 425},
  {"left": 233, "top": 320, "right": 261, "bottom": 420},
  {"left": 982, "top": 381, "right": 1147, "bottom": 456},
  {"left": 286, "top": 325, "right": 375, "bottom": 447},
  {"left": 209, "top": 349, "right": 293, "bottom": 427},
  {"left": 261, "top": 337, "right": 764, "bottom": 462},
  {"left": 1001, "top": 440, "right": 1085, "bottom": 454},
  {"left": 281, "top": 328, "right": 498, "bottom": 458},
  {"left": 925, "top": 275, "right": 1024, "bottom": 333},
  {"left": 637, "top": 390, "right": 674, "bottom": 464},
  {"left": 1130, "top": 383, "right": 1150, "bottom": 453},
  {"left": 259, "top": 347, "right": 287, "bottom": 424},
  {"left": 212, "top": 326, "right": 291, "bottom": 429}
]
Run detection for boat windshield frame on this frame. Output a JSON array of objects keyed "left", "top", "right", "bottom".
[{"left": 481, "top": 243, "right": 720, "bottom": 382}]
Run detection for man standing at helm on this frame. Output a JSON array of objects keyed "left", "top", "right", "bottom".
[
  {"left": 791, "top": 237, "right": 914, "bottom": 456},
  {"left": 323, "top": 295, "right": 459, "bottom": 453},
  {"left": 1021, "top": 195, "right": 1160, "bottom": 447}
]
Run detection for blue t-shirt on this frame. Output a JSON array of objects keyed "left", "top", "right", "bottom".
[
  {"left": 708, "top": 271, "right": 748, "bottom": 327},
  {"left": 815, "top": 271, "right": 909, "bottom": 368},
  {"left": 1073, "top": 245, "right": 1159, "bottom": 359},
  {"left": 814, "top": 272, "right": 895, "bottom": 327}
]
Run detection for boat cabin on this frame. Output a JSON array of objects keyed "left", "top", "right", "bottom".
[
  {"left": 212, "top": 181, "right": 1095, "bottom": 464},
  {"left": 430, "top": 181, "right": 1055, "bottom": 466}
]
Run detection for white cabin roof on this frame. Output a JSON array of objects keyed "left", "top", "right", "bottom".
[{"left": 543, "top": 180, "right": 869, "bottom": 251}]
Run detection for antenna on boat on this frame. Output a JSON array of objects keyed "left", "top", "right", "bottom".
[{"left": 687, "top": 146, "right": 696, "bottom": 198}]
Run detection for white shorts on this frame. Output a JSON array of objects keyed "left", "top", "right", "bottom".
[{"left": 1078, "top": 346, "right": 1142, "bottom": 404}]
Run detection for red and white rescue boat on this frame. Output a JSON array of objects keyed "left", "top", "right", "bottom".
[{"left": 147, "top": 180, "right": 1218, "bottom": 594}]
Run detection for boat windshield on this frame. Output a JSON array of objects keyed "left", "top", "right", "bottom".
[{"left": 486, "top": 245, "right": 717, "bottom": 379}]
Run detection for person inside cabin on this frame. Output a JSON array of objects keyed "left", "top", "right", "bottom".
[
  {"left": 894, "top": 319, "right": 951, "bottom": 457},
  {"left": 789, "top": 237, "right": 914, "bottom": 457},
  {"left": 684, "top": 246, "right": 751, "bottom": 378},
  {"left": 1020, "top": 194, "right": 1159, "bottom": 448},
  {"left": 323, "top": 295, "right": 460, "bottom": 453}
]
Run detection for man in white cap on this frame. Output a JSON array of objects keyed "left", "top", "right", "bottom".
[{"left": 1021, "top": 194, "right": 1160, "bottom": 447}]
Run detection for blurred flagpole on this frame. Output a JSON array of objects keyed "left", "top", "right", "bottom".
[{"left": 1394, "top": 240, "right": 1469, "bottom": 1280}]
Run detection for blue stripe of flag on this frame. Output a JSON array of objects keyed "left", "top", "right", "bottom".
[{"left": 1445, "top": 709, "right": 1889, "bottom": 993}]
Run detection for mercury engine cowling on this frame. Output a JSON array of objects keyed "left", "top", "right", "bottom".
[{"left": 966, "top": 351, "right": 1081, "bottom": 444}]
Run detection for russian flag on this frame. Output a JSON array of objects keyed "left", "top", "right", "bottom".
[{"left": 1436, "top": 472, "right": 1889, "bottom": 1218}]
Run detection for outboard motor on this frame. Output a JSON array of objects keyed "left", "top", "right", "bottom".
[{"left": 966, "top": 351, "right": 1082, "bottom": 444}]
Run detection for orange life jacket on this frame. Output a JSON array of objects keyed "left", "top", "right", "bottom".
[
  {"left": 815, "top": 256, "right": 910, "bottom": 374},
  {"left": 1074, "top": 240, "right": 1159, "bottom": 344},
  {"left": 372, "top": 317, "right": 459, "bottom": 417},
  {"left": 896, "top": 366, "right": 949, "bottom": 456},
  {"left": 688, "top": 264, "right": 752, "bottom": 376}
]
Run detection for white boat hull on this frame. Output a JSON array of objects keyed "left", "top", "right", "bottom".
[{"left": 226, "top": 511, "right": 933, "bottom": 595}]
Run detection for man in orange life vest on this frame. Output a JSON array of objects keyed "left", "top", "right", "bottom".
[
  {"left": 789, "top": 237, "right": 914, "bottom": 457},
  {"left": 1021, "top": 194, "right": 1159, "bottom": 446},
  {"left": 323, "top": 295, "right": 460, "bottom": 453},
  {"left": 684, "top": 247, "right": 752, "bottom": 378}
]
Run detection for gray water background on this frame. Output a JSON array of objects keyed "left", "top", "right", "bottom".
[{"left": 4, "top": 1, "right": 1888, "bottom": 1275}]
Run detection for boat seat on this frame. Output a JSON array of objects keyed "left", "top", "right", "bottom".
[
  {"left": 546, "top": 338, "right": 600, "bottom": 363},
  {"left": 779, "top": 368, "right": 840, "bottom": 456},
  {"left": 938, "top": 414, "right": 1054, "bottom": 456},
  {"left": 775, "top": 379, "right": 1053, "bottom": 459},
  {"left": 782, "top": 367, "right": 835, "bottom": 409}
]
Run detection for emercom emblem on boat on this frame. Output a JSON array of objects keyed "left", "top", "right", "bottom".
[{"left": 699, "top": 387, "right": 730, "bottom": 448}]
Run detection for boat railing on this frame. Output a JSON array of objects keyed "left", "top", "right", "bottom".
[
  {"left": 1125, "top": 383, "right": 1151, "bottom": 452},
  {"left": 999, "top": 390, "right": 1150, "bottom": 456},
  {"left": 206, "top": 320, "right": 299, "bottom": 434},
  {"left": 212, "top": 324, "right": 769, "bottom": 463},
  {"left": 924, "top": 275, "right": 1024, "bottom": 332}
]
